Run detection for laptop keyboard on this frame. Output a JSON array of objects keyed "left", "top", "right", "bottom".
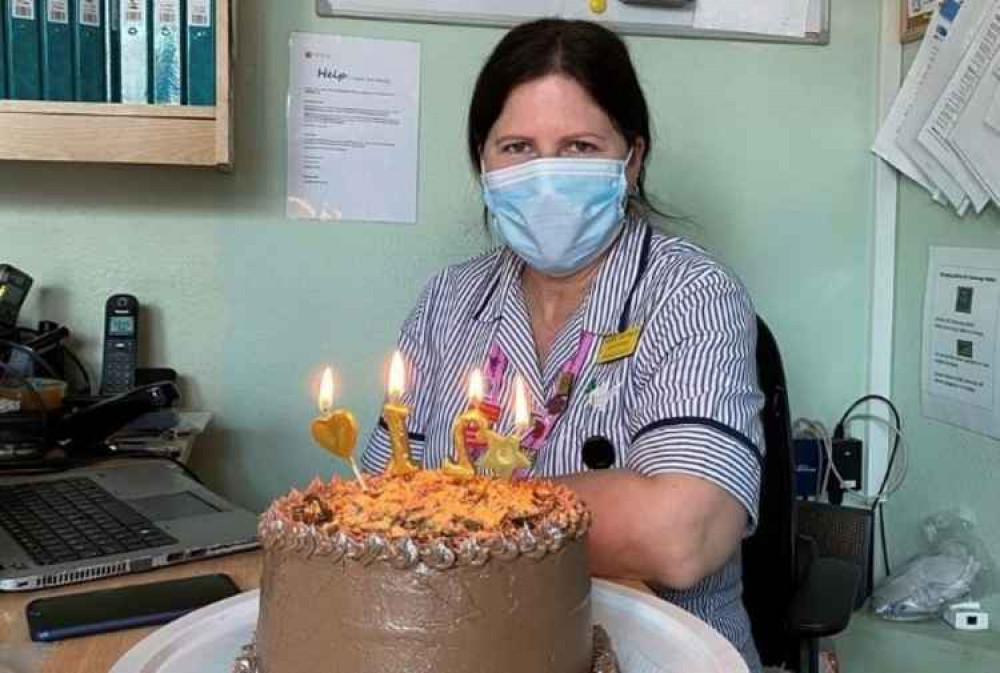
[{"left": 0, "top": 477, "right": 178, "bottom": 566}]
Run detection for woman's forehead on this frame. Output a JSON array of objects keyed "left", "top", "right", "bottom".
[{"left": 488, "top": 74, "right": 619, "bottom": 140}]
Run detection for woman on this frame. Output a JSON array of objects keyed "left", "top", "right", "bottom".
[{"left": 363, "top": 18, "right": 765, "bottom": 671}]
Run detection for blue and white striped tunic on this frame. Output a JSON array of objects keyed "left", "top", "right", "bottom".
[{"left": 363, "top": 216, "right": 765, "bottom": 671}]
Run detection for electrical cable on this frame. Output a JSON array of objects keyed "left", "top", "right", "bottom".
[
  {"left": 834, "top": 394, "right": 901, "bottom": 443},
  {"left": 835, "top": 396, "right": 904, "bottom": 577},
  {"left": 880, "top": 505, "right": 890, "bottom": 578},
  {"left": 841, "top": 414, "right": 909, "bottom": 497}
]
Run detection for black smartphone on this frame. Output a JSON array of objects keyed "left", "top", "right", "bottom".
[
  {"left": 100, "top": 294, "right": 140, "bottom": 395},
  {"left": 25, "top": 573, "right": 240, "bottom": 642}
]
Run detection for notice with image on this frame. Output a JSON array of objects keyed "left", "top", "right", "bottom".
[
  {"left": 923, "top": 247, "right": 1000, "bottom": 437},
  {"left": 287, "top": 33, "right": 420, "bottom": 223}
]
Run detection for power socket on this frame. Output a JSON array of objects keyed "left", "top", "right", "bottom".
[
  {"left": 827, "top": 437, "right": 863, "bottom": 504},
  {"left": 831, "top": 438, "right": 863, "bottom": 489},
  {"left": 942, "top": 602, "right": 989, "bottom": 631}
]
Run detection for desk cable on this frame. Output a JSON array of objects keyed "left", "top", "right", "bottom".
[{"left": 834, "top": 395, "right": 904, "bottom": 577}]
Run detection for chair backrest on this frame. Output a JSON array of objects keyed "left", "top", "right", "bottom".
[
  {"left": 742, "top": 317, "right": 798, "bottom": 667},
  {"left": 796, "top": 500, "right": 874, "bottom": 609}
]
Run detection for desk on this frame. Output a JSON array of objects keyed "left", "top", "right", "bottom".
[
  {"left": 0, "top": 551, "right": 262, "bottom": 673},
  {"left": 0, "top": 556, "right": 738, "bottom": 673},
  {"left": 0, "top": 555, "right": 651, "bottom": 673}
]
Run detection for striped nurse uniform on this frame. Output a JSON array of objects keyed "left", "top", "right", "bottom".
[{"left": 363, "top": 215, "right": 766, "bottom": 672}]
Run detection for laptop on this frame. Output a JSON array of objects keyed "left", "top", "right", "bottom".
[{"left": 0, "top": 461, "right": 259, "bottom": 592}]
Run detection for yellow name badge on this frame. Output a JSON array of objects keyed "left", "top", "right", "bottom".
[{"left": 596, "top": 327, "right": 641, "bottom": 364}]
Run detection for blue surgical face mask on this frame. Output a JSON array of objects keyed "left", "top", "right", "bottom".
[{"left": 481, "top": 154, "right": 631, "bottom": 277}]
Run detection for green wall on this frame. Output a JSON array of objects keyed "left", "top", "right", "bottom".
[
  {"left": 866, "top": 41, "right": 1000, "bottom": 608},
  {"left": 1, "top": 0, "right": 878, "bottom": 512},
  {"left": 839, "top": 170, "right": 1000, "bottom": 664},
  {"left": 884, "top": 121, "right": 1000, "bottom": 594},
  {"left": 837, "top": 43, "right": 1000, "bottom": 673}
]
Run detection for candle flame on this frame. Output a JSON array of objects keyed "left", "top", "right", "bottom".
[
  {"left": 468, "top": 369, "right": 484, "bottom": 404},
  {"left": 388, "top": 351, "right": 406, "bottom": 401},
  {"left": 514, "top": 375, "right": 531, "bottom": 431},
  {"left": 318, "top": 367, "right": 335, "bottom": 415}
]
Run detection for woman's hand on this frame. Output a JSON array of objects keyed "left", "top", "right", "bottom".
[{"left": 558, "top": 470, "right": 748, "bottom": 591}]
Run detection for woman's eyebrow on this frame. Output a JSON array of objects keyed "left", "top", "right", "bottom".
[{"left": 492, "top": 134, "right": 532, "bottom": 144}]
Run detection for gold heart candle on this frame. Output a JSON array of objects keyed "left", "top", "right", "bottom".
[{"left": 312, "top": 367, "right": 366, "bottom": 489}]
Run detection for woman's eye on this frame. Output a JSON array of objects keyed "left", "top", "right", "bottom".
[
  {"left": 566, "top": 141, "right": 598, "bottom": 154},
  {"left": 501, "top": 141, "right": 531, "bottom": 154}
]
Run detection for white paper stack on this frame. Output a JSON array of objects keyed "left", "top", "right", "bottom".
[{"left": 874, "top": 0, "right": 1000, "bottom": 215}]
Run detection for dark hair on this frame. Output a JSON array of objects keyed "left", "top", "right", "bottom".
[{"left": 467, "top": 19, "right": 653, "bottom": 206}]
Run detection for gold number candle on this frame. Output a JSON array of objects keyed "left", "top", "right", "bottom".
[
  {"left": 383, "top": 351, "right": 418, "bottom": 476},
  {"left": 311, "top": 367, "right": 366, "bottom": 489},
  {"left": 479, "top": 375, "right": 532, "bottom": 480},
  {"left": 443, "top": 369, "right": 489, "bottom": 479}
]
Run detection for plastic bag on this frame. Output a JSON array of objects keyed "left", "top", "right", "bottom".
[{"left": 872, "top": 510, "right": 994, "bottom": 621}]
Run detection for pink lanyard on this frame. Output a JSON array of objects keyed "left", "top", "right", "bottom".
[{"left": 468, "top": 332, "right": 594, "bottom": 469}]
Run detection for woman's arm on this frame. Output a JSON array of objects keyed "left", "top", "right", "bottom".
[
  {"left": 559, "top": 471, "right": 747, "bottom": 590},
  {"left": 566, "top": 263, "right": 763, "bottom": 590}
]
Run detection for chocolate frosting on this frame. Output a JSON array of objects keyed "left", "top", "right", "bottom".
[
  {"left": 256, "top": 540, "right": 593, "bottom": 673},
  {"left": 254, "top": 473, "right": 595, "bottom": 672},
  {"left": 237, "top": 625, "right": 619, "bottom": 673}
]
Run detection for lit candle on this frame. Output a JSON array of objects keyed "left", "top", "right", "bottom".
[
  {"left": 383, "top": 351, "right": 418, "bottom": 476},
  {"left": 310, "top": 367, "right": 366, "bottom": 489},
  {"left": 443, "top": 369, "right": 490, "bottom": 479},
  {"left": 478, "top": 375, "right": 532, "bottom": 480}
]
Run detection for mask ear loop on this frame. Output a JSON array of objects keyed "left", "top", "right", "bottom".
[
  {"left": 623, "top": 149, "right": 641, "bottom": 194},
  {"left": 622, "top": 149, "right": 639, "bottom": 213}
]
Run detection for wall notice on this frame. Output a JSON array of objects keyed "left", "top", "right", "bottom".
[
  {"left": 923, "top": 246, "right": 1000, "bottom": 437},
  {"left": 287, "top": 33, "right": 420, "bottom": 224}
]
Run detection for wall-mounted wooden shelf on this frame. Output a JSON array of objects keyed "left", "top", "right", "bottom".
[{"left": 0, "top": 0, "right": 233, "bottom": 169}]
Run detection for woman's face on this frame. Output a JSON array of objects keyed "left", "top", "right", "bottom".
[{"left": 482, "top": 74, "right": 645, "bottom": 185}]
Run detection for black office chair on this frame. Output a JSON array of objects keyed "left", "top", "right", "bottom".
[{"left": 742, "top": 317, "right": 862, "bottom": 673}]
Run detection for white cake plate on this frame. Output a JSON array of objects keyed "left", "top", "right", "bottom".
[{"left": 110, "top": 580, "right": 748, "bottom": 673}]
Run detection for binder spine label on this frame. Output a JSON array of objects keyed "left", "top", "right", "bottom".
[
  {"left": 46, "top": 0, "right": 67, "bottom": 22},
  {"left": 120, "top": 0, "right": 150, "bottom": 103},
  {"left": 188, "top": 0, "right": 208, "bottom": 27},
  {"left": 123, "top": 0, "right": 140, "bottom": 23},
  {"left": 152, "top": 0, "right": 180, "bottom": 104},
  {"left": 80, "top": 0, "right": 98, "bottom": 25},
  {"left": 13, "top": 0, "right": 36, "bottom": 20}
]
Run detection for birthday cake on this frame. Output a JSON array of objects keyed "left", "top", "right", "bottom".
[{"left": 242, "top": 470, "right": 614, "bottom": 673}]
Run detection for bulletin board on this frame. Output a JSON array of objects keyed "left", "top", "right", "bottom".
[
  {"left": 317, "top": 0, "right": 831, "bottom": 45},
  {"left": 901, "top": 0, "right": 938, "bottom": 43}
]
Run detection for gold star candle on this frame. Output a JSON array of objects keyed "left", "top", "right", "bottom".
[
  {"left": 479, "top": 375, "right": 532, "bottom": 480},
  {"left": 311, "top": 367, "right": 366, "bottom": 489},
  {"left": 383, "top": 351, "right": 418, "bottom": 476},
  {"left": 443, "top": 369, "right": 489, "bottom": 479}
]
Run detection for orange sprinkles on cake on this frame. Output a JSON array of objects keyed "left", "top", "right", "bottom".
[{"left": 273, "top": 470, "right": 589, "bottom": 543}]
